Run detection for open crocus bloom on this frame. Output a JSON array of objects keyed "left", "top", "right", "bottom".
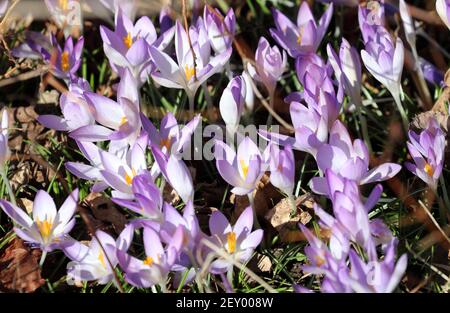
[
  {"left": 117, "top": 224, "right": 184, "bottom": 288},
  {"left": 405, "top": 118, "right": 445, "bottom": 190},
  {"left": 100, "top": 8, "right": 174, "bottom": 86},
  {"left": 141, "top": 112, "right": 200, "bottom": 157},
  {"left": 214, "top": 137, "right": 264, "bottom": 196},
  {"left": 208, "top": 206, "right": 263, "bottom": 274},
  {"left": 70, "top": 69, "right": 141, "bottom": 146},
  {"left": 0, "top": 189, "right": 79, "bottom": 252},
  {"left": 436, "top": 0, "right": 450, "bottom": 30},
  {"left": 310, "top": 120, "right": 401, "bottom": 194},
  {"left": 270, "top": 2, "right": 333, "bottom": 58},
  {"left": 152, "top": 145, "right": 194, "bottom": 204},
  {"left": 62, "top": 230, "right": 119, "bottom": 285},
  {"left": 112, "top": 171, "right": 163, "bottom": 222},
  {"left": 150, "top": 20, "right": 231, "bottom": 107},
  {"left": 38, "top": 77, "right": 95, "bottom": 132},
  {"left": 99, "top": 138, "right": 148, "bottom": 199},
  {"left": 46, "top": 35, "right": 84, "bottom": 80},
  {"left": 0, "top": 109, "right": 10, "bottom": 168},
  {"left": 203, "top": 6, "right": 236, "bottom": 55}
]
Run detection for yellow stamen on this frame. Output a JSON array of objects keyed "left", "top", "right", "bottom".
[
  {"left": 125, "top": 168, "right": 137, "bottom": 185},
  {"left": 239, "top": 159, "right": 249, "bottom": 179},
  {"left": 226, "top": 231, "right": 236, "bottom": 254},
  {"left": 120, "top": 116, "right": 128, "bottom": 126},
  {"left": 36, "top": 218, "right": 53, "bottom": 239},
  {"left": 143, "top": 256, "right": 154, "bottom": 266},
  {"left": 424, "top": 163, "right": 434, "bottom": 177},
  {"left": 184, "top": 64, "right": 195, "bottom": 81},
  {"left": 123, "top": 32, "right": 133, "bottom": 49},
  {"left": 61, "top": 51, "right": 70, "bottom": 72},
  {"left": 59, "top": 0, "right": 68, "bottom": 11},
  {"left": 98, "top": 251, "right": 106, "bottom": 268},
  {"left": 159, "top": 137, "right": 172, "bottom": 151},
  {"left": 297, "top": 26, "right": 305, "bottom": 45}
]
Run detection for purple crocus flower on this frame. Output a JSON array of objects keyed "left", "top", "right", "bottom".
[
  {"left": 251, "top": 36, "right": 287, "bottom": 96},
  {"left": 203, "top": 6, "right": 236, "bottom": 55},
  {"left": 358, "top": 1, "right": 385, "bottom": 44},
  {"left": 214, "top": 137, "right": 264, "bottom": 196},
  {"left": 420, "top": 57, "right": 445, "bottom": 87},
  {"left": 152, "top": 145, "right": 194, "bottom": 204},
  {"left": 48, "top": 35, "right": 84, "bottom": 80},
  {"left": 0, "top": 109, "right": 10, "bottom": 168},
  {"left": 99, "top": 139, "right": 148, "bottom": 199},
  {"left": 405, "top": 118, "right": 445, "bottom": 189},
  {"left": 62, "top": 230, "right": 119, "bottom": 285},
  {"left": 310, "top": 120, "right": 401, "bottom": 194},
  {"left": 141, "top": 112, "right": 200, "bottom": 157},
  {"left": 70, "top": 69, "right": 141, "bottom": 146},
  {"left": 208, "top": 206, "right": 263, "bottom": 274},
  {"left": 149, "top": 20, "right": 231, "bottom": 110},
  {"left": 0, "top": 0, "right": 8, "bottom": 17},
  {"left": 12, "top": 31, "right": 53, "bottom": 60},
  {"left": 100, "top": 8, "right": 174, "bottom": 86},
  {"left": 265, "top": 143, "right": 295, "bottom": 196},
  {"left": 38, "top": 77, "right": 95, "bottom": 133},
  {"left": 219, "top": 75, "right": 246, "bottom": 130},
  {"left": 112, "top": 171, "right": 163, "bottom": 222},
  {"left": 270, "top": 2, "right": 333, "bottom": 58},
  {"left": 327, "top": 38, "right": 362, "bottom": 107},
  {"left": 436, "top": 0, "right": 450, "bottom": 30},
  {"left": 159, "top": 6, "right": 174, "bottom": 35},
  {"left": 117, "top": 224, "right": 184, "bottom": 289},
  {"left": 0, "top": 189, "right": 79, "bottom": 252}
]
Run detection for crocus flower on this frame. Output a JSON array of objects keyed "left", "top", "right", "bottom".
[
  {"left": 252, "top": 36, "right": 287, "bottom": 96},
  {"left": 100, "top": 0, "right": 137, "bottom": 21},
  {"left": 345, "top": 239, "right": 407, "bottom": 293},
  {"left": 310, "top": 120, "right": 401, "bottom": 194},
  {"left": 327, "top": 38, "right": 362, "bottom": 107},
  {"left": 44, "top": 0, "right": 83, "bottom": 36},
  {"left": 159, "top": 6, "right": 174, "bottom": 34},
  {"left": 0, "top": 0, "right": 8, "bottom": 17},
  {"left": 48, "top": 35, "right": 84, "bottom": 80},
  {"left": 141, "top": 112, "right": 200, "bottom": 157},
  {"left": 203, "top": 6, "right": 236, "bottom": 54},
  {"left": 100, "top": 8, "right": 174, "bottom": 86},
  {"left": 405, "top": 118, "right": 445, "bottom": 189},
  {"left": 265, "top": 143, "right": 295, "bottom": 196},
  {"left": 270, "top": 2, "right": 333, "bottom": 58},
  {"left": 149, "top": 20, "right": 231, "bottom": 109},
  {"left": 208, "top": 206, "right": 263, "bottom": 274},
  {"left": 0, "top": 189, "right": 79, "bottom": 252},
  {"left": 112, "top": 171, "right": 163, "bottom": 222},
  {"left": 214, "top": 137, "right": 264, "bottom": 196},
  {"left": 360, "top": 27, "right": 404, "bottom": 105},
  {"left": 420, "top": 57, "right": 444, "bottom": 87},
  {"left": 38, "top": 77, "right": 95, "bottom": 132},
  {"left": 436, "top": 0, "right": 450, "bottom": 30},
  {"left": 0, "top": 109, "right": 10, "bottom": 168},
  {"left": 117, "top": 224, "right": 184, "bottom": 289},
  {"left": 70, "top": 69, "right": 141, "bottom": 146},
  {"left": 12, "top": 31, "right": 53, "bottom": 60},
  {"left": 219, "top": 75, "right": 246, "bottom": 131},
  {"left": 62, "top": 230, "right": 119, "bottom": 285},
  {"left": 99, "top": 138, "right": 148, "bottom": 199},
  {"left": 358, "top": 1, "right": 385, "bottom": 44},
  {"left": 152, "top": 145, "right": 194, "bottom": 204}
]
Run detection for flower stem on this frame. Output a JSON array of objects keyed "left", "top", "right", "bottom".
[
  {"left": 220, "top": 272, "right": 234, "bottom": 293},
  {"left": 0, "top": 166, "right": 16, "bottom": 206},
  {"left": 392, "top": 92, "right": 409, "bottom": 134},
  {"left": 39, "top": 250, "right": 47, "bottom": 268},
  {"left": 188, "top": 93, "right": 195, "bottom": 113},
  {"left": 247, "top": 192, "right": 261, "bottom": 230},
  {"left": 201, "top": 82, "right": 213, "bottom": 111},
  {"left": 356, "top": 101, "right": 372, "bottom": 154}
]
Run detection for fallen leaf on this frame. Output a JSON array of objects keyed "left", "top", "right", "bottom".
[
  {"left": 0, "top": 237, "right": 45, "bottom": 293},
  {"left": 84, "top": 192, "right": 127, "bottom": 234}
]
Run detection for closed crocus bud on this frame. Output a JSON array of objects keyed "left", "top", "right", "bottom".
[
  {"left": 266, "top": 143, "right": 295, "bottom": 195},
  {"left": 436, "top": 0, "right": 450, "bottom": 30},
  {"left": 242, "top": 71, "right": 255, "bottom": 111},
  {"left": 219, "top": 75, "right": 246, "bottom": 130},
  {"left": 254, "top": 36, "right": 287, "bottom": 95},
  {"left": 203, "top": 6, "right": 236, "bottom": 54},
  {"left": 0, "top": 109, "right": 10, "bottom": 168}
]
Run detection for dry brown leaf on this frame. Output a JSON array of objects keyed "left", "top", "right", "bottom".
[
  {"left": 265, "top": 193, "right": 314, "bottom": 243},
  {"left": 0, "top": 237, "right": 44, "bottom": 293}
]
